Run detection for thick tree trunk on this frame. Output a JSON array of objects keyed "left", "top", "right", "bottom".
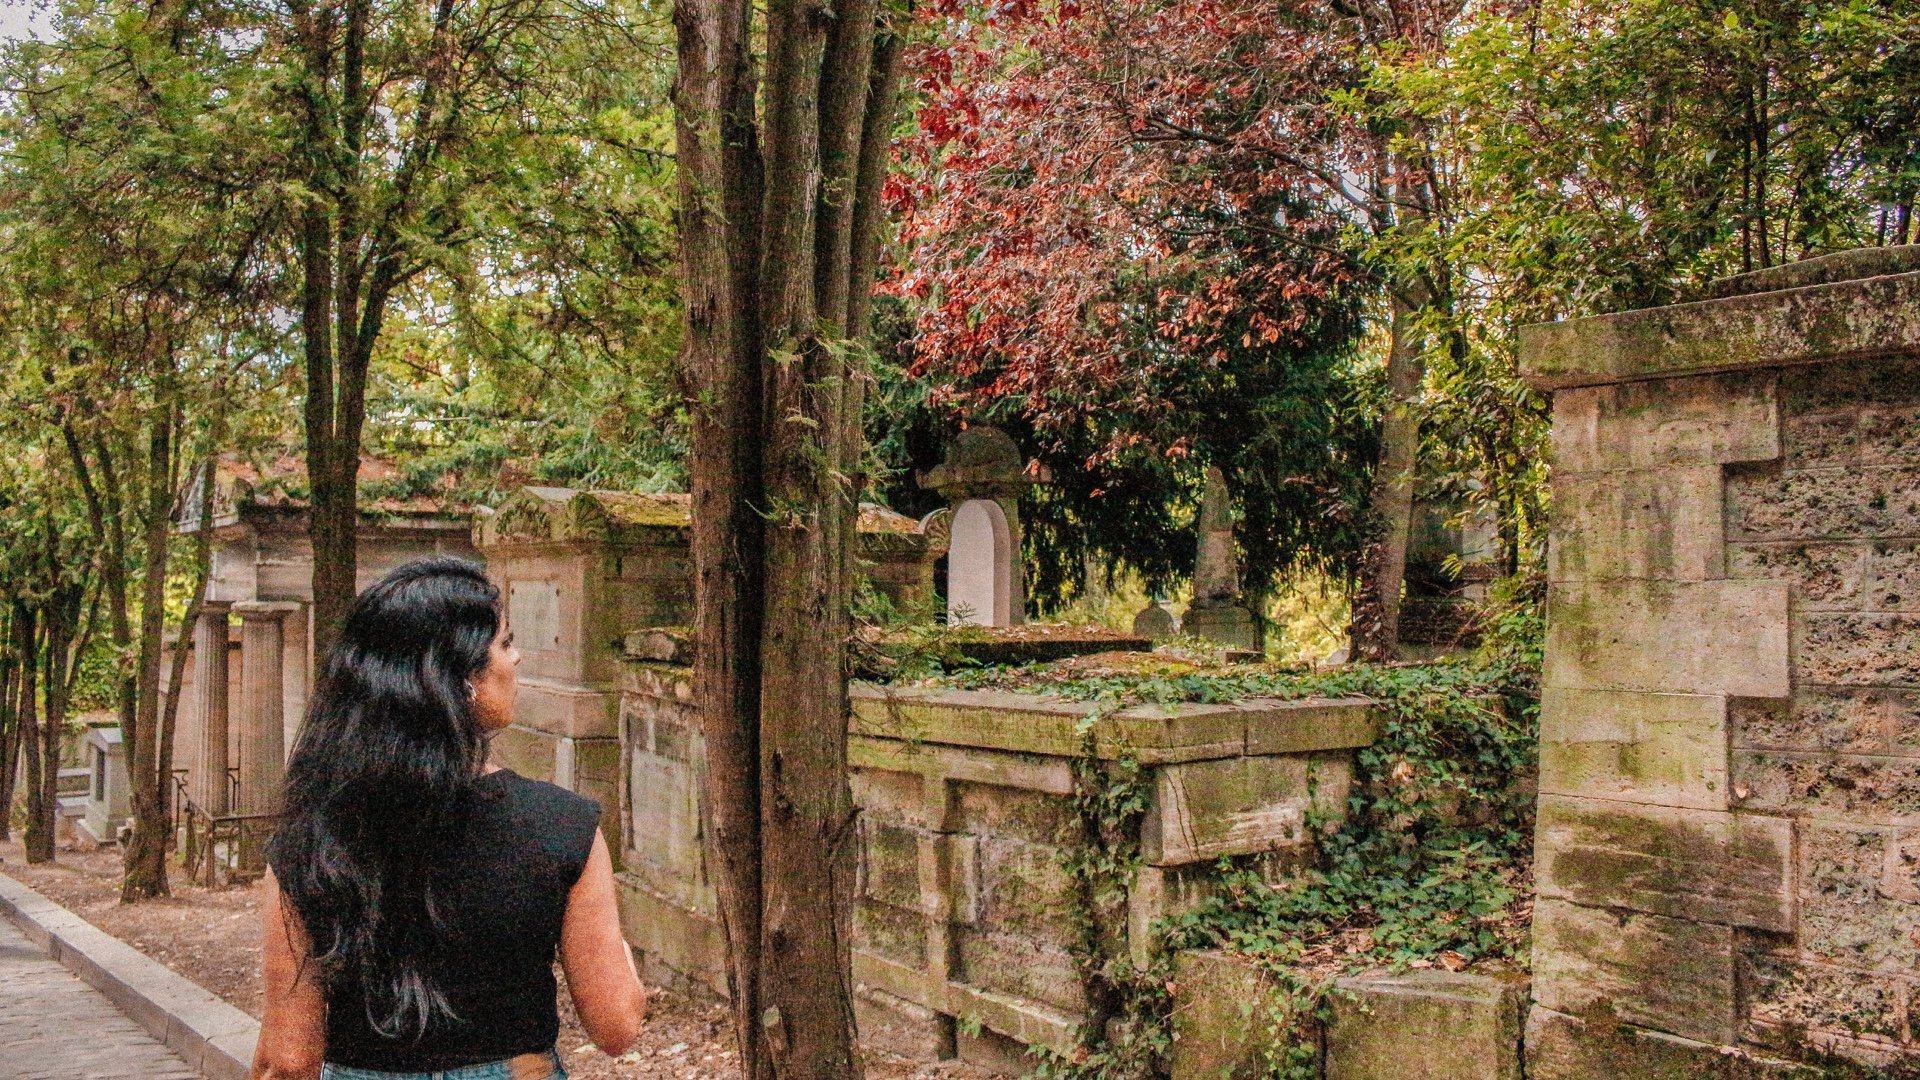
[
  {"left": 673, "top": 0, "right": 769, "bottom": 1065},
  {"left": 1349, "top": 288, "right": 1425, "bottom": 662},
  {"left": 123, "top": 418, "right": 177, "bottom": 900},
  {"left": 675, "top": 0, "right": 906, "bottom": 1073},
  {"left": 755, "top": 0, "right": 864, "bottom": 1073}
]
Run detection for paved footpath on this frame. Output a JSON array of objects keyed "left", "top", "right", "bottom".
[{"left": 0, "top": 916, "right": 202, "bottom": 1080}]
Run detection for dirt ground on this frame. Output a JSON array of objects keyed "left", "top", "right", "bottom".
[{"left": 0, "top": 838, "right": 994, "bottom": 1080}]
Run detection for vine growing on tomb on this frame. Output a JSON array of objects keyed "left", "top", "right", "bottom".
[{"left": 938, "top": 652, "right": 1539, "bottom": 1079}]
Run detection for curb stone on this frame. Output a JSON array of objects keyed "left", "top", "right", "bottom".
[{"left": 0, "top": 867, "right": 259, "bottom": 1080}]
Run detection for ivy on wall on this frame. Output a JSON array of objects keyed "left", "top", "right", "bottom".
[{"left": 938, "top": 633, "right": 1541, "bottom": 1080}]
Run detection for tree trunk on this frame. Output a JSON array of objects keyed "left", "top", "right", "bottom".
[
  {"left": 674, "top": 0, "right": 907, "bottom": 1072},
  {"left": 19, "top": 605, "right": 50, "bottom": 863},
  {"left": 1348, "top": 286, "right": 1426, "bottom": 663},
  {"left": 0, "top": 607, "right": 20, "bottom": 843},
  {"left": 673, "top": 0, "right": 768, "bottom": 1066},
  {"left": 34, "top": 582, "right": 82, "bottom": 862},
  {"left": 123, "top": 415, "right": 177, "bottom": 900}
]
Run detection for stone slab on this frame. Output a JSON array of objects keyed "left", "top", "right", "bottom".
[
  {"left": 489, "top": 723, "right": 559, "bottom": 782},
  {"left": 1739, "top": 950, "right": 1910, "bottom": 1049},
  {"left": 852, "top": 949, "right": 1079, "bottom": 1055},
  {"left": 1324, "top": 969, "right": 1528, "bottom": 1080},
  {"left": 1549, "top": 466, "right": 1726, "bottom": 581},
  {"left": 1242, "top": 699, "right": 1378, "bottom": 756},
  {"left": 513, "top": 676, "right": 620, "bottom": 738},
  {"left": 1795, "top": 612, "right": 1920, "bottom": 688},
  {"left": 1730, "top": 687, "right": 1920, "bottom": 755},
  {"left": 1523, "top": 1006, "right": 1817, "bottom": 1080},
  {"left": 1543, "top": 579, "right": 1789, "bottom": 697},
  {"left": 1538, "top": 688, "right": 1730, "bottom": 810},
  {"left": 849, "top": 736, "right": 1076, "bottom": 806},
  {"left": 854, "top": 985, "right": 952, "bottom": 1062},
  {"left": 612, "top": 873, "right": 729, "bottom": 1000},
  {"left": 1798, "top": 824, "right": 1920, "bottom": 970},
  {"left": 1726, "top": 542, "right": 1871, "bottom": 610},
  {"left": 1705, "top": 245, "right": 1920, "bottom": 299},
  {"left": 851, "top": 685, "right": 1376, "bottom": 764},
  {"left": 1520, "top": 267, "right": 1920, "bottom": 391},
  {"left": 1169, "top": 949, "right": 1290, "bottom": 1080},
  {"left": 1530, "top": 898, "right": 1737, "bottom": 1046},
  {"left": 1731, "top": 749, "right": 1920, "bottom": 819},
  {"left": 1727, "top": 464, "right": 1920, "bottom": 543},
  {"left": 1142, "top": 756, "right": 1311, "bottom": 866},
  {"left": 1550, "top": 374, "right": 1780, "bottom": 475},
  {"left": 1533, "top": 796, "right": 1794, "bottom": 932}
]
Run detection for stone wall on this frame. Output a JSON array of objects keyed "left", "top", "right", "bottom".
[
  {"left": 614, "top": 647, "right": 1378, "bottom": 1071},
  {"left": 1521, "top": 246, "right": 1920, "bottom": 1075},
  {"left": 478, "top": 487, "right": 944, "bottom": 867}
]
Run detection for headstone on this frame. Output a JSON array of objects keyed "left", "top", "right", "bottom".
[
  {"left": 81, "top": 726, "right": 130, "bottom": 846},
  {"left": 920, "top": 426, "right": 1049, "bottom": 628},
  {"left": 1132, "top": 598, "right": 1180, "bottom": 638},
  {"left": 1183, "top": 466, "right": 1259, "bottom": 650},
  {"left": 948, "top": 499, "right": 1011, "bottom": 626}
]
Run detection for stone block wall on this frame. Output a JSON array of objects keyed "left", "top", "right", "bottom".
[
  {"left": 1170, "top": 950, "right": 1528, "bottom": 1080},
  {"left": 843, "top": 686, "right": 1374, "bottom": 1067},
  {"left": 1521, "top": 246, "right": 1920, "bottom": 1075},
  {"left": 613, "top": 650, "right": 1378, "bottom": 1070}
]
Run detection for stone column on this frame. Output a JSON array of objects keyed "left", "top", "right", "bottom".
[
  {"left": 192, "top": 602, "right": 233, "bottom": 814},
  {"left": 233, "top": 601, "right": 300, "bottom": 816}
]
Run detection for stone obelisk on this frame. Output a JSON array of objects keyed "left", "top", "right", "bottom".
[{"left": 1181, "top": 465, "right": 1260, "bottom": 651}]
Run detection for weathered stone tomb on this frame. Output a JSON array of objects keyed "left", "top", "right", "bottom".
[
  {"left": 614, "top": 645, "right": 1378, "bottom": 1071},
  {"left": 1522, "top": 245, "right": 1920, "bottom": 1075}
]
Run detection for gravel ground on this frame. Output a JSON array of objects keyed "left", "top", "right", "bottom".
[{"left": 0, "top": 837, "right": 997, "bottom": 1080}]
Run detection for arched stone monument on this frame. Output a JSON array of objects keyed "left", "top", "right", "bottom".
[{"left": 919, "top": 426, "right": 1047, "bottom": 627}]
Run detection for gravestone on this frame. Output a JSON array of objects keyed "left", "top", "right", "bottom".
[
  {"left": 921, "top": 427, "right": 1047, "bottom": 627},
  {"left": 81, "top": 726, "right": 130, "bottom": 845},
  {"left": 948, "top": 499, "right": 1011, "bottom": 626},
  {"left": 1182, "top": 466, "right": 1259, "bottom": 650},
  {"left": 1131, "top": 597, "right": 1181, "bottom": 638},
  {"left": 1520, "top": 245, "right": 1920, "bottom": 1076}
]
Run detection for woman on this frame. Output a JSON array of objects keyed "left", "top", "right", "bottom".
[{"left": 253, "top": 557, "right": 646, "bottom": 1080}]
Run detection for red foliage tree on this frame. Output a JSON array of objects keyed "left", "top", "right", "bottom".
[{"left": 898, "top": 0, "right": 1456, "bottom": 643}]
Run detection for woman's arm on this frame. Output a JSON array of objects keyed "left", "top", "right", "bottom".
[
  {"left": 559, "top": 830, "right": 647, "bottom": 1056},
  {"left": 252, "top": 870, "right": 327, "bottom": 1080}
]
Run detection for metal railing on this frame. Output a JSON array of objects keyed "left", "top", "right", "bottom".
[{"left": 171, "top": 768, "right": 279, "bottom": 888}]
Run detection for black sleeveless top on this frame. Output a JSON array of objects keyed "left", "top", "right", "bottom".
[{"left": 289, "top": 769, "right": 601, "bottom": 1071}]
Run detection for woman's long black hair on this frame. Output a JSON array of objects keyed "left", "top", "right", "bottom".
[{"left": 269, "top": 556, "right": 500, "bottom": 1041}]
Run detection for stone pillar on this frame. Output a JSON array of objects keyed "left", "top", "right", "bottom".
[
  {"left": 1519, "top": 246, "right": 1920, "bottom": 1077},
  {"left": 919, "top": 425, "right": 1048, "bottom": 627},
  {"left": 193, "top": 601, "right": 233, "bottom": 815},
  {"left": 233, "top": 601, "right": 299, "bottom": 816},
  {"left": 1182, "top": 465, "right": 1258, "bottom": 650}
]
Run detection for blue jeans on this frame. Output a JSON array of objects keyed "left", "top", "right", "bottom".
[{"left": 319, "top": 1050, "right": 566, "bottom": 1080}]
